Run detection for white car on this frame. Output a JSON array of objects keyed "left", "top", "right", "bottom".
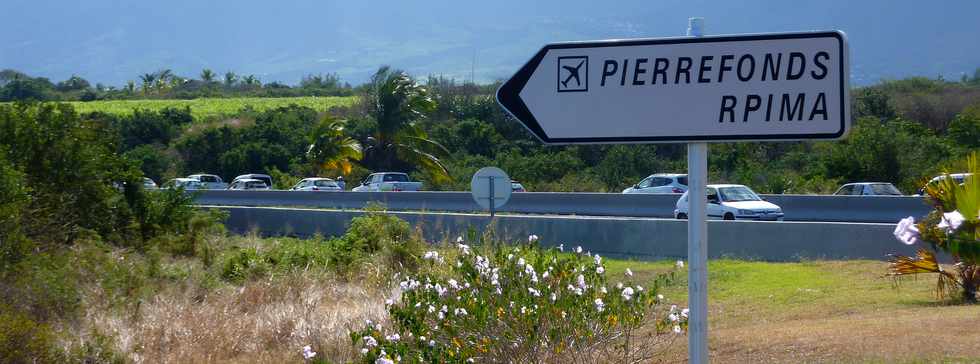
[
  {"left": 834, "top": 182, "right": 903, "bottom": 196},
  {"left": 163, "top": 178, "right": 204, "bottom": 190},
  {"left": 916, "top": 173, "right": 973, "bottom": 195},
  {"left": 290, "top": 178, "right": 343, "bottom": 192},
  {"left": 674, "top": 184, "right": 783, "bottom": 221},
  {"left": 623, "top": 173, "right": 688, "bottom": 194},
  {"left": 187, "top": 174, "right": 229, "bottom": 190},
  {"left": 233, "top": 174, "right": 273, "bottom": 189},
  {"left": 228, "top": 178, "right": 271, "bottom": 191},
  {"left": 142, "top": 177, "right": 158, "bottom": 190}
]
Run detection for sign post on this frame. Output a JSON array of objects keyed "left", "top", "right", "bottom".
[
  {"left": 685, "top": 17, "right": 709, "bottom": 364},
  {"left": 495, "top": 20, "right": 850, "bottom": 363}
]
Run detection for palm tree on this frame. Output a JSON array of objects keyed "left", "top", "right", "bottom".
[
  {"left": 224, "top": 71, "right": 238, "bottom": 87},
  {"left": 139, "top": 73, "right": 156, "bottom": 95},
  {"left": 242, "top": 74, "right": 260, "bottom": 88},
  {"left": 307, "top": 115, "right": 362, "bottom": 176},
  {"left": 361, "top": 66, "right": 449, "bottom": 181},
  {"left": 200, "top": 69, "right": 216, "bottom": 83}
]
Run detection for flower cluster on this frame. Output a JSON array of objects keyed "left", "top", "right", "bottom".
[{"left": 349, "top": 237, "right": 687, "bottom": 362}]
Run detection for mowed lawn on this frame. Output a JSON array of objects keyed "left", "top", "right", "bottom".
[
  {"left": 63, "top": 96, "right": 357, "bottom": 119},
  {"left": 604, "top": 259, "right": 980, "bottom": 363}
]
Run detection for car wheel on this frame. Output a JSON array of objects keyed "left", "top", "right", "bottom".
[
  {"left": 723, "top": 213, "right": 735, "bottom": 220},
  {"left": 677, "top": 213, "right": 688, "bottom": 220}
]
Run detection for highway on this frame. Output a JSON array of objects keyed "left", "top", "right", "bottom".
[{"left": 193, "top": 190, "right": 929, "bottom": 224}]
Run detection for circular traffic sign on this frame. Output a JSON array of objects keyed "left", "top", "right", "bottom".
[{"left": 470, "top": 167, "right": 512, "bottom": 210}]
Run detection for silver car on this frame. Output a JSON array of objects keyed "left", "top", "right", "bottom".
[
  {"left": 290, "top": 178, "right": 343, "bottom": 192},
  {"left": 623, "top": 173, "right": 688, "bottom": 194}
]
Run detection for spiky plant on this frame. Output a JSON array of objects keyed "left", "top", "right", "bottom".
[
  {"left": 888, "top": 152, "right": 979, "bottom": 302},
  {"left": 307, "top": 115, "right": 362, "bottom": 176}
]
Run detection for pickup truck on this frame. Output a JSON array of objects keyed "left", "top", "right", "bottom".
[
  {"left": 352, "top": 172, "right": 423, "bottom": 192},
  {"left": 187, "top": 174, "right": 229, "bottom": 190}
]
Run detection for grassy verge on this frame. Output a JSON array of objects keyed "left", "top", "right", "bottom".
[
  {"left": 61, "top": 96, "right": 357, "bottom": 119},
  {"left": 605, "top": 258, "right": 979, "bottom": 363}
]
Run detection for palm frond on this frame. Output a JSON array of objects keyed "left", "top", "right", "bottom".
[{"left": 888, "top": 249, "right": 960, "bottom": 299}]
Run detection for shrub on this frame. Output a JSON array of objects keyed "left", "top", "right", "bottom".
[
  {"left": 350, "top": 241, "right": 686, "bottom": 363},
  {"left": 889, "top": 152, "right": 980, "bottom": 302},
  {"left": 331, "top": 208, "right": 421, "bottom": 273},
  {"left": 219, "top": 237, "right": 333, "bottom": 282},
  {"left": 0, "top": 308, "right": 62, "bottom": 363}
]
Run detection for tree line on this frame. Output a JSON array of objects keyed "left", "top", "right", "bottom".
[
  {"left": 0, "top": 68, "right": 356, "bottom": 102},
  {"left": 3, "top": 66, "right": 979, "bottom": 194}
]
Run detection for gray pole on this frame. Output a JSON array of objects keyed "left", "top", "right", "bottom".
[
  {"left": 489, "top": 176, "right": 495, "bottom": 218},
  {"left": 686, "top": 16, "right": 710, "bottom": 364}
]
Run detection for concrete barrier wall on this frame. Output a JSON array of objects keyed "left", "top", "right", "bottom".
[
  {"left": 214, "top": 206, "right": 920, "bottom": 262},
  {"left": 196, "top": 190, "right": 931, "bottom": 223}
]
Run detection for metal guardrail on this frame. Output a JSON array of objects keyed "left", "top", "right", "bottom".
[
  {"left": 213, "top": 206, "right": 923, "bottom": 261},
  {"left": 193, "top": 190, "right": 931, "bottom": 223}
]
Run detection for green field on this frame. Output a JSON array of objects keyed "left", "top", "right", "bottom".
[{"left": 62, "top": 96, "right": 357, "bottom": 119}]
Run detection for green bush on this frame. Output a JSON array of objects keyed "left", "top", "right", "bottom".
[
  {"left": 0, "top": 308, "right": 62, "bottom": 364},
  {"left": 333, "top": 209, "right": 421, "bottom": 273},
  {"left": 219, "top": 237, "right": 333, "bottom": 282},
  {"left": 350, "top": 242, "right": 686, "bottom": 363}
]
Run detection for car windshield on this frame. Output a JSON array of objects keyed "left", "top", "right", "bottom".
[
  {"left": 870, "top": 183, "right": 902, "bottom": 195},
  {"left": 383, "top": 174, "right": 409, "bottom": 182},
  {"left": 314, "top": 180, "right": 338, "bottom": 187},
  {"left": 718, "top": 186, "right": 761, "bottom": 202}
]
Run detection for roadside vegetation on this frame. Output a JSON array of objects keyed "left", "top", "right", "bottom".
[{"left": 3, "top": 66, "right": 980, "bottom": 194}]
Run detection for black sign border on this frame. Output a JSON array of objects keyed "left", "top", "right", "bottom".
[{"left": 496, "top": 31, "right": 849, "bottom": 144}]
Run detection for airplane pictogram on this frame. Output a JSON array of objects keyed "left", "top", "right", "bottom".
[{"left": 557, "top": 56, "right": 588, "bottom": 92}]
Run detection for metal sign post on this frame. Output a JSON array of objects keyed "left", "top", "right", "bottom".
[{"left": 686, "top": 17, "right": 709, "bottom": 364}]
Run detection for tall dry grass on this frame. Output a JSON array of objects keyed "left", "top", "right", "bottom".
[{"left": 74, "top": 270, "right": 390, "bottom": 363}]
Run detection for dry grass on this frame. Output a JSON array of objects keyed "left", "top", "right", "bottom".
[{"left": 76, "top": 271, "right": 390, "bottom": 363}]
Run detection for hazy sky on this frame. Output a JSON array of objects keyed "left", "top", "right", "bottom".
[{"left": 2, "top": 0, "right": 978, "bottom": 85}]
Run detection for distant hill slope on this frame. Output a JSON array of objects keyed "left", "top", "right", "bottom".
[{"left": 2, "top": 0, "right": 978, "bottom": 86}]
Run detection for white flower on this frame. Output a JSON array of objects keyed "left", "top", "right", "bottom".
[
  {"left": 574, "top": 246, "right": 583, "bottom": 254},
  {"left": 574, "top": 288, "right": 583, "bottom": 296},
  {"left": 441, "top": 305, "right": 448, "bottom": 312},
  {"left": 561, "top": 311, "right": 567, "bottom": 319},
  {"left": 676, "top": 260, "right": 685, "bottom": 269},
  {"left": 455, "top": 308, "right": 468, "bottom": 316},
  {"left": 558, "top": 243, "right": 564, "bottom": 252},
  {"left": 550, "top": 292, "right": 557, "bottom": 302},
  {"left": 600, "top": 286, "right": 608, "bottom": 294},
  {"left": 682, "top": 308, "right": 690, "bottom": 318},
  {"left": 938, "top": 211, "right": 966, "bottom": 233},
  {"left": 625, "top": 268, "right": 633, "bottom": 277},
  {"left": 428, "top": 305, "right": 436, "bottom": 313},
  {"left": 668, "top": 313, "right": 679, "bottom": 322},
  {"left": 423, "top": 251, "right": 440, "bottom": 260},
  {"left": 457, "top": 243, "right": 471, "bottom": 255},
  {"left": 302, "top": 345, "right": 317, "bottom": 360},
  {"left": 542, "top": 271, "right": 550, "bottom": 279},
  {"left": 428, "top": 339, "right": 436, "bottom": 347},
  {"left": 435, "top": 284, "right": 447, "bottom": 296},
  {"left": 894, "top": 216, "right": 921, "bottom": 245},
  {"left": 576, "top": 274, "right": 587, "bottom": 289},
  {"left": 385, "top": 333, "right": 400, "bottom": 342},
  {"left": 596, "top": 266, "right": 605, "bottom": 274},
  {"left": 594, "top": 298, "right": 605, "bottom": 312},
  {"left": 456, "top": 236, "right": 464, "bottom": 243},
  {"left": 385, "top": 299, "right": 393, "bottom": 306},
  {"left": 594, "top": 254, "right": 602, "bottom": 265},
  {"left": 365, "top": 319, "right": 373, "bottom": 326},
  {"left": 420, "top": 335, "right": 426, "bottom": 342},
  {"left": 636, "top": 285, "right": 644, "bottom": 292},
  {"left": 521, "top": 306, "right": 528, "bottom": 314},
  {"left": 360, "top": 348, "right": 369, "bottom": 355},
  {"left": 657, "top": 294, "right": 664, "bottom": 301},
  {"left": 621, "top": 286, "right": 634, "bottom": 301},
  {"left": 375, "top": 323, "right": 383, "bottom": 331},
  {"left": 376, "top": 357, "right": 395, "bottom": 364},
  {"left": 448, "top": 279, "right": 460, "bottom": 290},
  {"left": 528, "top": 287, "right": 541, "bottom": 297},
  {"left": 529, "top": 234, "right": 539, "bottom": 242},
  {"left": 437, "top": 311, "right": 445, "bottom": 320},
  {"left": 363, "top": 336, "right": 378, "bottom": 347},
  {"left": 507, "top": 253, "right": 514, "bottom": 261},
  {"left": 670, "top": 304, "right": 678, "bottom": 313},
  {"left": 517, "top": 257, "right": 526, "bottom": 267},
  {"left": 616, "top": 282, "right": 623, "bottom": 289},
  {"left": 673, "top": 325, "right": 682, "bottom": 334}
]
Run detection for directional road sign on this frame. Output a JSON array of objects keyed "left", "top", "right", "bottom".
[{"left": 497, "top": 31, "right": 850, "bottom": 144}]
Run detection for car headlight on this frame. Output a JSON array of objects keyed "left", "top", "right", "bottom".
[{"left": 738, "top": 209, "right": 758, "bottom": 215}]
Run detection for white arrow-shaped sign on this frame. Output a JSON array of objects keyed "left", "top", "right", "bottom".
[{"left": 496, "top": 31, "right": 850, "bottom": 144}]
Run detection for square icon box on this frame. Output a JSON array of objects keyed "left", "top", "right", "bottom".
[{"left": 557, "top": 56, "right": 588, "bottom": 92}]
